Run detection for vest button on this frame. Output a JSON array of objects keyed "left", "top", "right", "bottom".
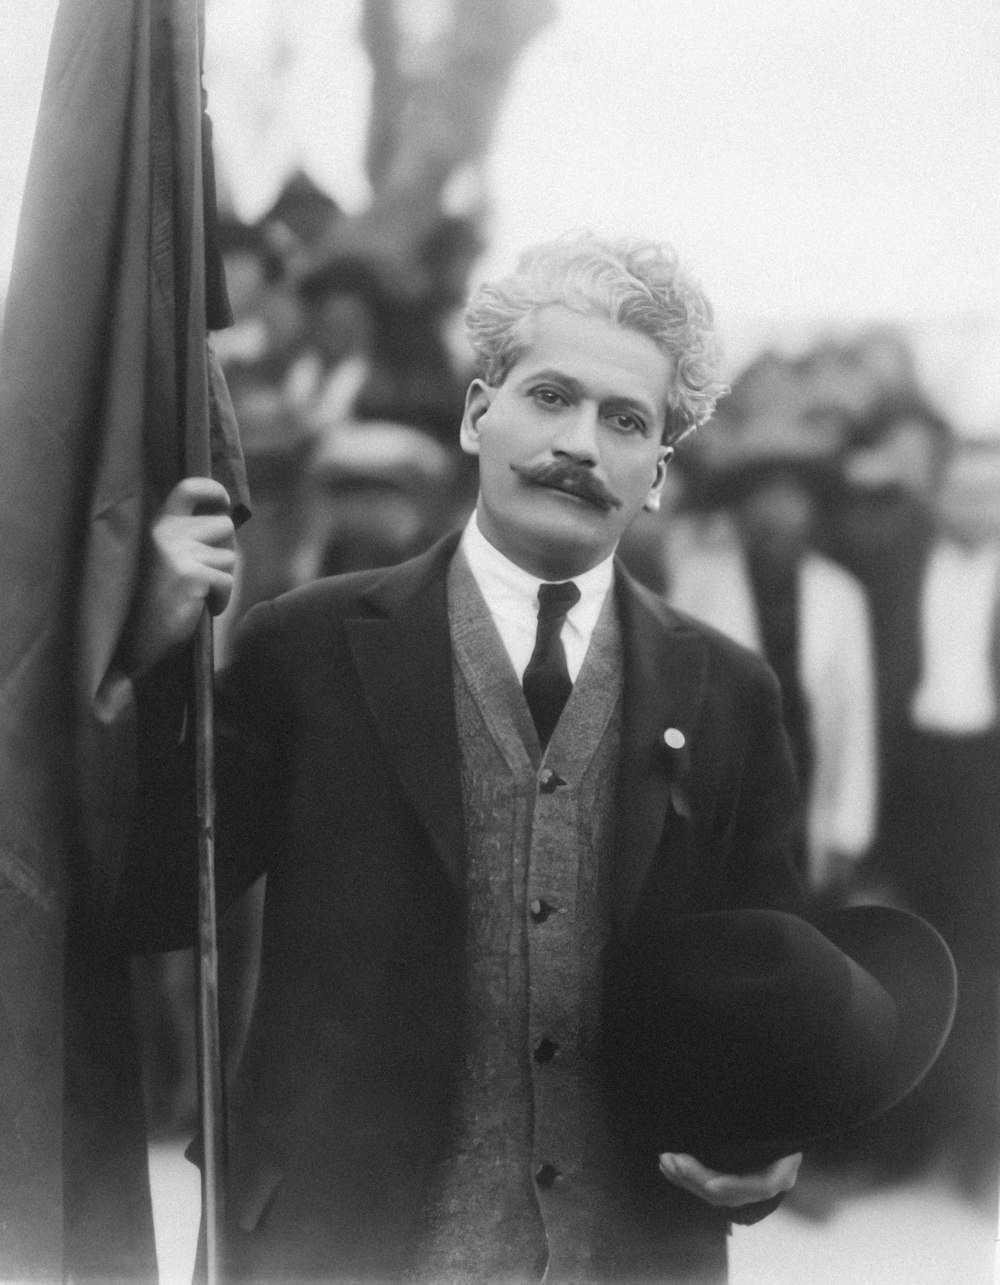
[
  {"left": 534, "top": 1037, "right": 560, "bottom": 1063},
  {"left": 535, "top": 1162, "right": 560, "bottom": 1189},
  {"left": 529, "top": 899, "right": 556, "bottom": 923}
]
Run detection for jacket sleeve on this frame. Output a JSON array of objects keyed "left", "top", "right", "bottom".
[
  {"left": 113, "top": 601, "right": 288, "bottom": 952},
  {"left": 719, "top": 657, "right": 807, "bottom": 917},
  {"left": 716, "top": 660, "right": 808, "bottom": 1223},
  {"left": 213, "top": 600, "right": 290, "bottom": 897}
]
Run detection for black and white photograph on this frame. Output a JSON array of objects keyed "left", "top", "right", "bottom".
[{"left": 1, "top": 2, "right": 998, "bottom": 1282}]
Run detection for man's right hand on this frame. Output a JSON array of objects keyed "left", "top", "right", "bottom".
[{"left": 122, "top": 477, "right": 237, "bottom": 676}]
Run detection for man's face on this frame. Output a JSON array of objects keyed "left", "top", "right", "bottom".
[{"left": 460, "top": 305, "right": 673, "bottom": 579}]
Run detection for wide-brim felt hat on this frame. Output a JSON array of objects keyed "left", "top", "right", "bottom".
[
  {"left": 680, "top": 448, "right": 846, "bottom": 512},
  {"left": 619, "top": 905, "right": 957, "bottom": 1173}
]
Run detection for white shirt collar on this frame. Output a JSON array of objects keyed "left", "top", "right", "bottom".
[{"left": 457, "top": 512, "right": 615, "bottom": 682}]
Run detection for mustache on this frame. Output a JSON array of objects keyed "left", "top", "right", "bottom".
[{"left": 510, "top": 460, "right": 622, "bottom": 511}]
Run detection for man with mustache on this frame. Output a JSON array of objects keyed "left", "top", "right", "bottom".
[{"left": 125, "top": 232, "right": 804, "bottom": 1282}]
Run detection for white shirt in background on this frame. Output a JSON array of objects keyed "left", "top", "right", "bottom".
[{"left": 911, "top": 539, "right": 1000, "bottom": 734}]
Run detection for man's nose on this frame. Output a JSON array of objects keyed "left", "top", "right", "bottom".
[{"left": 551, "top": 402, "right": 600, "bottom": 465}]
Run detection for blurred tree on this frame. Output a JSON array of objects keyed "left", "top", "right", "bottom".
[
  {"left": 284, "top": 0, "right": 558, "bottom": 452},
  {"left": 298, "top": 0, "right": 557, "bottom": 298}
]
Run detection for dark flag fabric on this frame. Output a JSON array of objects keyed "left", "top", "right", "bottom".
[{"left": 0, "top": 0, "right": 247, "bottom": 1277}]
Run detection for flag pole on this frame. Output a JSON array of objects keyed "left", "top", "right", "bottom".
[
  {"left": 194, "top": 612, "right": 227, "bottom": 1283},
  {"left": 174, "top": 0, "right": 229, "bottom": 1277}
]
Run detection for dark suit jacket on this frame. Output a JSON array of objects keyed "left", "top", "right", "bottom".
[{"left": 123, "top": 532, "right": 803, "bottom": 1282}]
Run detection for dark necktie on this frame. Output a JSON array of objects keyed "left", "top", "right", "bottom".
[{"left": 523, "top": 581, "right": 581, "bottom": 747}]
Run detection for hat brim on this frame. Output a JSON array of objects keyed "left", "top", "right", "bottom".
[
  {"left": 635, "top": 905, "right": 958, "bottom": 1173},
  {"left": 682, "top": 453, "right": 844, "bottom": 511},
  {"left": 713, "top": 905, "right": 957, "bottom": 1171},
  {"left": 813, "top": 904, "right": 958, "bottom": 1130}
]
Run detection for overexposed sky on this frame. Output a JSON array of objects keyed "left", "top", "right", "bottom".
[{"left": 3, "top": 0, "right": 999, "bottom": 427}]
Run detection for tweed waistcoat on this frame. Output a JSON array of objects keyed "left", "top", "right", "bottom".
[{"left": 412, "top": 552, "right": 626, "bottom": 1284}]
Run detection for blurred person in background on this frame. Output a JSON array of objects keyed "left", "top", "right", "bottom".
[
  {"left": 287, "top": 215, "right": 478, "bottom": 457},
  {"left": 850, "top": 436, "right": 1000, "bottom": 1205},
  {"left": 668, "top": 455, "right": 877, "bottom": 902},
  {"left": 810, "top": 391, "right": 998, "bottom": 1207},
  {"left": 662, "top": 367, "right": 877, "bottom": 902},
  {"left": 122, "top": 233, "right": 807, "bottom": 1285},
  {"left": 293, "top": 417, "right": 464, "bottom": 581},
  {"left": 259, "top": 169, "right": 343, "bottom": 257},
  {"left": 288, "top": 256, "right": 382, "bottom": 430},
  {"left": 213, "top": 212, "right": 306, "bottom": 400},
  {"left": 649, "top": 349, "right": 999, "bottom": 1218},
  {"left": 347, "top": 214, "right": 482, "bottom": 452},
  {"left": 821, "top": 393, "right": 953, "bottom": 767}
]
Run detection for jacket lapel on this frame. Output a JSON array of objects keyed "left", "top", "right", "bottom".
[
  {"left": 342, "top": 541, "right": 710, "bottom": 910},
  {"left": 613, "top": 564, "right": 709, "bottom": 931},
  {"left": 345, "top": 535, "right": 467, "bottom": 890}
]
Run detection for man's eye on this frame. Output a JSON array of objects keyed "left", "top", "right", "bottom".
[
  {"left": 610, "top": 412, "right": 645, "bottom": 434},
  {"left": 531, "top": 387, "right": 565, "bottom": 407}
]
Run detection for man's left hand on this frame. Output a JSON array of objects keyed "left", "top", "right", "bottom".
[{"left": 657, "top": 1151, "right": 802, "bottom": 1207}]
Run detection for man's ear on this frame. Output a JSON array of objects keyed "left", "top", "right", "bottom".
[
  {"left": 644, "top": 445, "right": 674, "bottom": 513},
  {"left": 460, "top": 379, "right": 494, "bottom": 456}
]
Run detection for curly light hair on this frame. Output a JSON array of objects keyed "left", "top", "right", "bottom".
[{"left": 464, "top": 232, "right": 728, "bottom": 438}]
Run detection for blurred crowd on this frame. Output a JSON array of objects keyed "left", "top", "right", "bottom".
[
  {"left": 208, "top": 169, "right": 484, "bottom": 633},
  {"left": 638, "top": 331, "right": 1000, "bottom": 1219},
  {"left": 132, "top": 174, "right": 1000, "bottom": 1225}
]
